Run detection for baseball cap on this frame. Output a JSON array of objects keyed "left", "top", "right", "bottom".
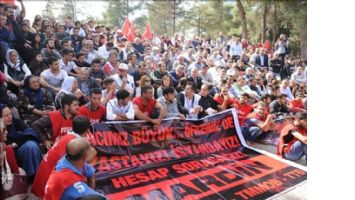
[{"left": 118, "top": 63, "right": 128, "bottom": 71}]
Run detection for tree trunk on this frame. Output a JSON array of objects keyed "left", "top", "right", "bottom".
[
  {"left": 236, "top": 0, "right": 248, "bottom": 39},
  {"left": 300, "top": 16, "right": 307, "bottom": 60},
  {"left": 219, "top": 1, "right": 223, "bottom": 31},
  {"left": 261, "top": 2, "right": 268, "bottom": 43},
  {"left": 173, "top": 0, "right": 176, "bottom": 35},
  {"left": 272, "top": 4, "right": 278, "bottom": 44}
]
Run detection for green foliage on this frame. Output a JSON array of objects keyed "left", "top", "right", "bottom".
[{"left": 101, "top": 0, "right": 143, "bottom": 28}]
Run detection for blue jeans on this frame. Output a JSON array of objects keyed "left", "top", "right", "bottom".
[
  {"left": 242, "top": 126, "right": 263, "bottom": 142},
  {"left": 283, "top": 140, "right": 307, "bottom": 161}
]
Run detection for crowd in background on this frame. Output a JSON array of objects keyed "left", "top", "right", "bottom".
[{"left": 0, "top": 1, "right": 307, "bottom": 199}]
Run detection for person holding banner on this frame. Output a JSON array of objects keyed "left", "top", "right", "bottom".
[
  {"left": 106, "top": 89, "right": 135, "bottom": 121},
  {"left": 278, "top": 112, "right": 307, "bottom": 161},
  {"left": 32, "top": 116, "right": 97, "bottom": 199},
  {"left": 44, "top": 138, "right": 106, "bottom": 200},
  {"left": 158, "top": 86, "right": 185, "bottom": 119},
  {"left": 132, "top": 85, "right": 166, "bottom": 125},
  {"left": 177, "top": 82, "right": 202, "bottom": 119},
  {"left": 242, "top": 102, "right": 276, "bottom": 143}
]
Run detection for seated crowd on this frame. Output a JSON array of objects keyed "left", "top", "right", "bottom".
[{"left": 0, "top": 2, "right": 307, "bottom": 199}]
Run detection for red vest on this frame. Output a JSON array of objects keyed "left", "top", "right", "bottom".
[
  {"left": 48, "top": 111, "right": 73, "bottom": 143},
  {"left": 32, "top": 134, "right": 77, "bottom": 198},
  {"left": 277, "top": 124, "right": 307, "bottom": 156},
  {"left": 132, "top": 97, "right": 156, "bottom": 116},
  {"left": 235, "top": 102, "right": 253, "bottom": 126},
  {"left": 44, "top": 168, "right": 86, "bottom": 200},
  {"left": 77, "top": 105, "right": 106, "bottom": 124}
]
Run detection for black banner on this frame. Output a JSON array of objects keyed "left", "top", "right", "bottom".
[{"left": 89, "top": 110, "right": 306, "bottom": 200}]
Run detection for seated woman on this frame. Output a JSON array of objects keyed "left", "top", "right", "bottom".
[
  {"left": 3, "top": 49, "right": 32, "bottom": 95},
  {"left": 16, "top": 75, "right": 55, "bottom": 125},
  {"left": 134, "top": 75, "right": 154, "bottom": 97},
  {"left": 28, "top": 52, "right": 48, "bottom": 76},
  {"left": 156, "top": 75, "right": 177, "bottom": 99},
  {"left": 55, "top": 76, "right": 84, "bottom": 109},
  {"left": 0, "top": 104, "right": 42, "bottom": 181}
]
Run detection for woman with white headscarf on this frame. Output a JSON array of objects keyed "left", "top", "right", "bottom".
[
  {"left": 54, "top": 76, "right": 84, "bottom": 109},
  {"left": 3, "top": 49, "right": 31, "bottom": 95}
]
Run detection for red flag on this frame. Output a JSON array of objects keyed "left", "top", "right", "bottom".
[
  {"left": 1, "top": 0, "right": 15, "bottom": 6},
  {"left": 127, "top": 23, "right": 135, "bottom": 42},
  {"left": 143, "top": 21, "right": 152, "bottom": 40},
  {"left": 121, "top": 16, "right": 131, "bottom": 36}
]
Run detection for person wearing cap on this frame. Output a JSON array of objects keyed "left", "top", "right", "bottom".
[{"left": 111, "top": 63, "right": 135, "bottom": 94}]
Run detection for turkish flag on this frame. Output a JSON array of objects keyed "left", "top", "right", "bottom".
[
  {"left": 127, "top": 23, "right": 135, "bottom": 42},
  {"left": 121, "top": 16, "right": 131, "bottom": 36},
  {"left": 143, "top": 21, "right": 152, "bottom": 40}
]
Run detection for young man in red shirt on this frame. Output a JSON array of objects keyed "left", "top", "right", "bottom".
[
  {"left": 288, "top": 92, "right": 306, "bottom": 113},
  {"left": 241, "top": 102, "right": 276, "bottom": 142},
  {"left": 132, "top": 85, "right": 167, "bottom": 125},
  {"left": 234, "top": 93, "right": 254, "bottom": 126},
  {"left": 214, "top": 85, "right": 236, "bottom": 111},
  {"left": 278, "top": 112, "right": 307, "bottom": 161},
  {"left": 77, "top": 88, "right": 106, "bottom": 123},
  {"left": 32, "top": 94, "right": 79, "bottom": 150},
  {"left": 31, "top": 116, "right": 97, "bottom": 199}
]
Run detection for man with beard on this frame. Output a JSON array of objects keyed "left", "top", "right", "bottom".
[
  {"left": 42, "top": 39, "right": 61, "bottom": 60},
  {"left": 32, "top": 94, "right": 79, "bottom": 150}
]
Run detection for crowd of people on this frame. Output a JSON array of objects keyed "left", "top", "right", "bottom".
[{"left": 0, "top": 1, "right": 307, "bottom": 199}]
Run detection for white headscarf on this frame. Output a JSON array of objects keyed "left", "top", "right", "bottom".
[
  {"left": 60, "top": 76, "right": 76, "bottom": 94},
  {"left": 5, "top": 49, "right": 21, "bottom": 71}
]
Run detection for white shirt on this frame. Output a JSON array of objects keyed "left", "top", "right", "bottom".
[
  {"left": 111, "top": 74, "right": 135, "bottom": 94},
  {"left": 280, "top": 86, "right": 294, "bottom": 100},
  {"left": 229, "top": 42, "right": 243, "bottom": 56},
  {"left": 41, "top": 69, "right": 68, "bottom": 88},
  {"left": 59, "top": 59, "right": 78, "bottom": 73},
  {"left": 98, "top": 45, "right": 110, "bottom": 60},
  {"left": 183, "top": 93, "right": 201, "bottom": 119},
  {"left": 291, "top": 72, "right": 307, "bottom": 84},
  {"left": 86, "top": 50, "right": 100, "bottom": 64},
  {"left": 106, "top": 99, "right": 135, "bottom": 120}
]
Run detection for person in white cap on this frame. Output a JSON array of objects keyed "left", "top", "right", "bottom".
[{"left": 111, "top": 63, "right": 135, "bottom": 94}]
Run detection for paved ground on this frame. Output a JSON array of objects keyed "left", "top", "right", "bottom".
[{"left": 250, "top": 143, "right": 307, "bottom": 200}]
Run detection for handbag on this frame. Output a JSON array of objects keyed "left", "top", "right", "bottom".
[{"left": 1, "top": 153, "right": 29, "bottom": 200}]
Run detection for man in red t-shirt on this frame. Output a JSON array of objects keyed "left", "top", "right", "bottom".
[
  {"left": 77, "top": 88, "right": 106, "bottom": 123},
  {"left": 242, "top": 102, "right": 276, "bottom": 142},
  {"left": 214, "top": 86, "right": 236, "bottom": 111},
  {"left": 235, "top": 93, "right": 254, "bottom": 126},
  {"left": 31, "top": 116, "right": 97, "bottom": 199},
  {"left": 288, "top": 92, "right": 306, "bottom": 113},
  {"left": 132, "top": 85, "right": 166, "bottom": 125},
  {"left": 278, "top": 112, "right": 307, "bottom": 161}
]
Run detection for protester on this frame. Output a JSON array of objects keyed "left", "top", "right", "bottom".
[
  {"left": 177, "top": 82, "right": 202, "bottom": 119},
  {"left": 32, "top": 94, "right": 79, "bottom": 150},
  {"left": 32, "top": 116, "right": 96, "bottom": 199},
  {"left": 44, "top": 138, "right": 105, "bottom": 200},
  {"left": 106, "top": 89, "right": 135, "bottom": 121},
  {"left": 132, "top": 85, "right": 166, "bottom": 125},
  {"left": 158, "top": 86, "right": 185, "bottom": 119},
  {"left": 198, "top": 84, "right": 218, "bottom": 118},
  {"left": 278, "top": 112, "right": 307, "bottom": 161},
  {"left": 77, "top": 88, "right": 106, "bottom": 123}
]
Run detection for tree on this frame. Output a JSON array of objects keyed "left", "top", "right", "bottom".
[
  {"left": 101, "top": 0, "right": 143, "bottom": 28},
  {"left": 236, "top": 0, "right": 248, "bottom": 39},
  {"left": 42, "top": 0, "right": 56, "bottom": 19}
]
